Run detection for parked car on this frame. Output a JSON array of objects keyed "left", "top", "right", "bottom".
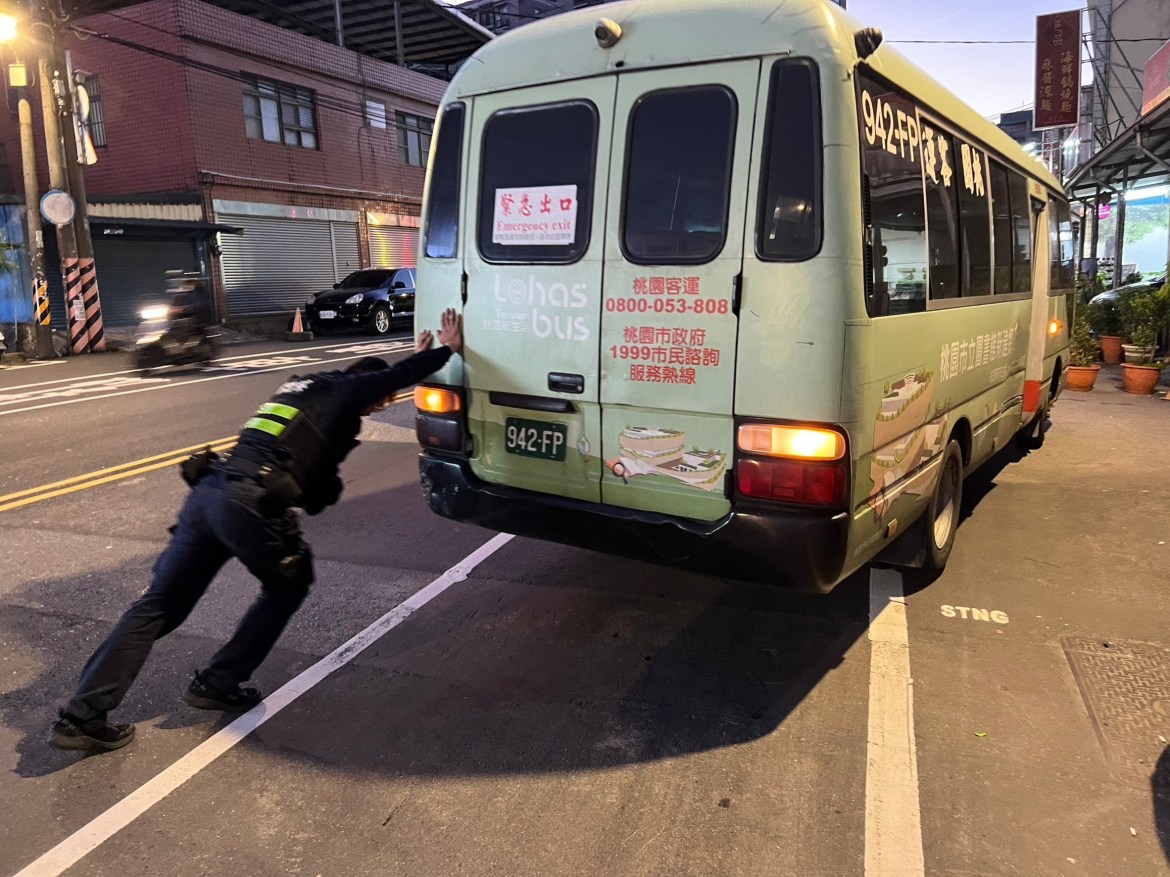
[
  {"left": 305, "top": 267, "right": 415, "bottom": 335},
  {"left": 1088, "top": 272, "right": 1166, "bottom": 305}
]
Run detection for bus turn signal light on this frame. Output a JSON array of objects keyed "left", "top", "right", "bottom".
[
  {"left": 737, "top": 424, "right": 845, "bottom": 460},
  {"left": 1048, "top": 319, "right": 1062, "bottom": 335},
  {"left": 414, "top": 386, "right": 462, "bottom": 414}
]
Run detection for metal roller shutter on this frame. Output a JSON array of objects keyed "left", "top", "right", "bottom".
[
  {"left": 43, "top": 234, "right": 199, "bottom": 328},
  {"left": 91, "top": 238, "right": 200, "bottom": 327},
  {"left": 219, "top": 215, "right": 359, "bottom": 317},
  {"left": 368, "top": 226, "right": 418, "bottom": 268}
]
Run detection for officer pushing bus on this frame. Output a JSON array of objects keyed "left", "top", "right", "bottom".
[{"left": 51, "top": 308, "right": 464, "bottom": 752}]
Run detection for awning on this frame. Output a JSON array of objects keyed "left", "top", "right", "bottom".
[
  {"left": 90, "top": 217, "right": 246, "bottom": 236},
  {"left": 65, "top": 0, "right": 493, "bottom": 73},
  {"left": 1065, "top": 99, "right": 1170, "bottom": 200}
]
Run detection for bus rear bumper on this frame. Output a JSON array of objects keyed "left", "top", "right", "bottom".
[{"left": 419, "top": 453, "right": 850, "bottom": 593}]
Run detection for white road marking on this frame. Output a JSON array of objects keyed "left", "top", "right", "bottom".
[
  {"left": 14, "top": 532, "right": 514, "bottom": 877},
  {"left": 0, "top": 345, "right": 417, "bottom": 418},
  {"left": 0, "top": 337, "right": 411, "bottom": 392},
  {"left": 865, "top": 568, "right": 925, "bottom": 877},
  {"left": 0, "top": 376, "right": 172, "bottom": 408},
  {"left": 0, "top": 359, "right": 66, "bottom": 371}
]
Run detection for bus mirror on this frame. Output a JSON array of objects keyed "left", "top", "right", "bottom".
[{"left": 854, "top": 27, "right": 883, "bottom": 60}]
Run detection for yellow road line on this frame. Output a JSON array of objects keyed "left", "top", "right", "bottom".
[
  {"left": 0, "top": 438, "right": 237, "bottom": 513},
  {"left": 0, "top": 436, "right": 239, "bottom": 504}
]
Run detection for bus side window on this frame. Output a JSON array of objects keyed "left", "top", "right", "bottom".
[
  {"left": 856, "top": 73, "right": 927, "bottom": 317},
  {"left": 423, "top": 102, "right": 465, "bottom": 260},
  {"left": 1006, "top": 171, "right": 1032, "bottom": 293},
  {"left": 954, "top": 137, "right": 991, "bottom": 298},
  {"left": 923, "top": 128, "right": 960, "bottom": 301},
  {"left": 989, "top": 160, "right": 1012, "bottom": 294},
  {"left": 756, "top": 58, "right": 822, "bottom": 261}
]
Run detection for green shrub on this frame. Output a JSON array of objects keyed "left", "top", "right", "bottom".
[
  {"left": 1085, "top": 299, "right": 1122, "bottom": 336},
  {"left": 1069, "top": 312, "right": 1099, "bottom": 367}
]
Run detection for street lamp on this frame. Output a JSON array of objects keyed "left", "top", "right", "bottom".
[{"left": 0, "top": 15, "right": 17, "bottom": 44}]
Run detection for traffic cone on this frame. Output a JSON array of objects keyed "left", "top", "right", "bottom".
[{"left": 285, "top": 306, "right": 313, "bottom": 342}]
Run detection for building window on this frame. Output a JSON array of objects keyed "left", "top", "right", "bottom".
[
  {"left": 365, "top": 99, "right": 387, "bottom": 129},
  {"left": 242, "top": 75, "right": 317, "bottom": 149},
  {"left": 396, "top": 112, "right": 433, "bottom": 166},
  {"left": 80, "top": 75, "right": 107, "bottom": 148}
]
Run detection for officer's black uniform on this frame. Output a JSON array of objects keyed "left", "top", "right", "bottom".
[{"left": 61, "top": 345, "right": 453, "bottom": 726}]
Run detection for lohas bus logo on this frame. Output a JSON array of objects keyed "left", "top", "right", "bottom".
[{"left": 491, "top": 275, "right": 591, "bottom": 342}]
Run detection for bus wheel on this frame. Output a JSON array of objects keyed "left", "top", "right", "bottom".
[{"left": 911, "top": 440, "right": 964, "bottom": 583}]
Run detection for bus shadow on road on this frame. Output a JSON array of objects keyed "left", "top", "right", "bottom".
[{"left": 0, "top": 524, "right": 872, "bottom": 784}]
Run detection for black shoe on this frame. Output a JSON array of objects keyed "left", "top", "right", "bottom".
[
  {"left": 183, "top": 673, "right": 263, "bottom": 712},
  {"left": 49, "top": 712, "right": 135, "bottom": 752}
]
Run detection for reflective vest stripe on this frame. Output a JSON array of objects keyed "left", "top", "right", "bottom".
[
  {"left": 257, "top": 402, "right": 300, "bottom": 421},
  {"left": 244, "top": 417, "right": 286, "bottom": 437}
]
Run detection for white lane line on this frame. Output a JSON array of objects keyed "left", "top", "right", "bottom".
[
  {"left": 0, "top": 337, "right": 411, "bottom": 392},
  {"left": 14, "top": 532, "right": 514, "bottom": 877},
  {"left": 864, "top": 568, "right": 925, "bottom": 877},
  {"left": 0, "top": 347, "right": 416, "bottom": 418},
  {"left": 0, "top": 360, "right": 66, "bottom": 372}
]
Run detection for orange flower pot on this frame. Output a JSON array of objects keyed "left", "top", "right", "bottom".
[
  {"left": 1120, "top": 363, "right": 1162, "bottom": 395},
  {"left": 1065, "top": 365, "right": 1100, "bottom": 391},
  {"left": 1099, "top": 335, "right": 1123, "bottom": 364}
]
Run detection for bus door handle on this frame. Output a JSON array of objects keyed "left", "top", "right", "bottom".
[{"left": 548, "top": 372, "right": 585, "bottom": 394}]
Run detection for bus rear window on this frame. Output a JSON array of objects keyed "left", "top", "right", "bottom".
[
  {"left": 478, "top": 101, "right": 598, "bottom": 263},
  {"left": 757, "top": 59, "right": 822, "bottom": 261},
  {"left": 424, "top": 102, "right": 464, "bottom": 260},
  {"left": 622, "top": 86, "right": 736, "bottom": 264}
]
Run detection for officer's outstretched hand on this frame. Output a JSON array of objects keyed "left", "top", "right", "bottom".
[
  {"left": 415, "top": 329, "right": 434, "bottom": 354},
  {"left": 438, "top": 307, "right": 463, "bottom": 355}
]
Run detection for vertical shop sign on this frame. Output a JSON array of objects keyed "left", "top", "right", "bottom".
[{"left": 1034, "top": 11, "right": 1081, "bottom": 130}]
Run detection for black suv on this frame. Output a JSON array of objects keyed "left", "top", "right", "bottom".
[{"left": 305, "top": 268, "right": 415, "bottom": 335}]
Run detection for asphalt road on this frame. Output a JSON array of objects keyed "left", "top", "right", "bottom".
[{"left": 1, "top": 341, "right": 1168, "bottom": 877}]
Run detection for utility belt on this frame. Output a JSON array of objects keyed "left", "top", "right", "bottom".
[{"left": 217, "top": 448, "right": 305, "bottom": 507}]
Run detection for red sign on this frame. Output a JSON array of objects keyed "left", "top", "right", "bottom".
[
  {"left": 1142, "top": 38, "right": 1170, "bottom": 116},
  {"left": 1034, "top": 11, "right": 1081, "bottom": 130}
]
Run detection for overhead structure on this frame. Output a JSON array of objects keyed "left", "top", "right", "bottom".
[{"left": 62, "top": 0, "right": 494, "bottom": 78}]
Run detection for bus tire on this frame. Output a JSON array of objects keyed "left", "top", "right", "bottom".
[{"left": 908, "top": 439, "right": 963, "bottom": 584}]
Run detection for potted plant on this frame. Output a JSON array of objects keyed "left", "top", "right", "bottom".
[
  {"left": 1065, "top": 312, "right": 1100, "bottom": 391},
  {"left": 1086, "top": 299, "right": 1124, "bottom": 363},
  {"left": 1117, "top": 284, "right": 1167, "bottom": 394}
]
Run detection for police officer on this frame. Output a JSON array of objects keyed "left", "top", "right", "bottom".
[{"left": 50, "top": 308, "right": 463, "bottom": 752}]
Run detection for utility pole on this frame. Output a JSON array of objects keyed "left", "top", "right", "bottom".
[
  {"left": 62, "top": 46, "right": 104, "bottom": 351},
  {"left": 17, "top": 79, "right": 52, "bottom": 357},
  {"left": 33, "top": 0, "right": 103, "bottom": 354}
]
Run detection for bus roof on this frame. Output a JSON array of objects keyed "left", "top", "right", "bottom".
[{"left": 446, "top": 0, "right": 1063, "bottom": 193}]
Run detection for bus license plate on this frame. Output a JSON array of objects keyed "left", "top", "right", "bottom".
[{"left": 505, "top": 418, "right": 567, "bottom": 461}]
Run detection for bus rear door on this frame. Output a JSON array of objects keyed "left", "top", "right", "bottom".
[{"left": 598, "top": 60, "right": 761, "bottom": 522}]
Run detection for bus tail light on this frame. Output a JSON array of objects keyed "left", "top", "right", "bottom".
[
  {"left": 415, "top": 386, "right": 462, "bottom": 414},
  {"left": 735, "top": 421, "right": 849, "bottom": 507},
  {"left": 736, "top": 458, "right": 848, "bottom": 506},
  {"left": 415, "top": 385, "right": 467, "bottom": 453},
  {"left": 737, "top": 424, "right": 845, "bottom": 460}
]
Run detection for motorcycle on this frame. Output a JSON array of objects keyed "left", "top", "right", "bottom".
[{"left": 134, "top": 274, "right": 220, "bottom": 370}]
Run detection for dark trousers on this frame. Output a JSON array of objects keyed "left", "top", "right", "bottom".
[{"left": 65, "top": 470, "right": 314, "bottom": 722}]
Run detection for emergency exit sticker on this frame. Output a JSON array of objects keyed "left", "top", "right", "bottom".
[{"left": 493, "top": 185, "right": 577, "bottom": 246}]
